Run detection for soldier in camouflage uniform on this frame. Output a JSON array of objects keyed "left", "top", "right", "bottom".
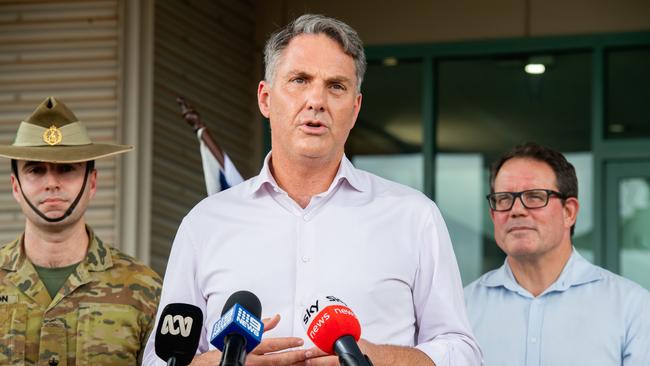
[{"left": 0, "top": 97, "right": 162, "bottom": 365}]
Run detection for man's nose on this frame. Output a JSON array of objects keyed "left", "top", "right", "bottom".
[
  {"left": 44, "top": 169, "right": 61, "bottom": 190},
  {"left": 509, "top": 196, "right": 528, "bottom": 216},
  {"left": 306, "top": 83, "right": 326, "bottom": 112}
]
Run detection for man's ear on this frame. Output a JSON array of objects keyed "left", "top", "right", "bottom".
[
  {"left": 257, "top": 81, "right": 271, "bottom": 118},
  {"left": 563, "top": 197, "right": 579, "bottom": 229},
  {"left": 88, "top": 168, "right": 98, "bottom": 199},
  {"left": 10, "top": 174, "right": 21, "bottom": 203},
  {"left": 350, "top": 92, "right": 363, "bottom": 130}
]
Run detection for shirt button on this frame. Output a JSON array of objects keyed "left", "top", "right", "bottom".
[
  {"left": 302, "top": 256, "right": 310, "bottom": 263},
  {"left": 303, "top": 215, "right": 310, "bottom": 221},
  {"left": 531, "top": 337, "right": 537, "bottom": 343}
]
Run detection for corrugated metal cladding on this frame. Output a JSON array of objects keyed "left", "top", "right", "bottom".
[
  {"left": 0, "top": 0, "right": 121, "bottom": 246},
  {"left": 151, "top": 0, "right": 258, "bottom": 274}
]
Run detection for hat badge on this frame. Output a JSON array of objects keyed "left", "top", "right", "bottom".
[{"left": 43, "top": 125, "right": 63, "bottom": 145}]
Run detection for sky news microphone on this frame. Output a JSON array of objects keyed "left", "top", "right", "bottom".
[
  {"left": 210, "top": 290, "right": 264, "bottom": 366},
  {"left": 302, "top": 295, "right": 374, "bottom": 366},
  {"left": 155, "top": 303, "right": 203, "bottom": 366}
]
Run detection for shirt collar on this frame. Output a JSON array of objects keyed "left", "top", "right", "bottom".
[
  {"left": 83, "top": 226, "right": 113, "bottom": 272},
  {"left": 0, "top": 226, "right": 112, "bottom": 272},
  {"left": 249, "top": 152, "right": 367, "bottom": 197},
  {"left": 480, "top": 247, "right": 603, "bottom": 297}
]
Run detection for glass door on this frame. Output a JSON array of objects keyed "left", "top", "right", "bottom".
[{"left": 605, "top": 161, "right": 650, "bottom": 290}]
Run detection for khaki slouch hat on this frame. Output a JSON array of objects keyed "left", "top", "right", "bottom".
[{"left": 0, "top": 96, "right": 132, "bottom": 162}]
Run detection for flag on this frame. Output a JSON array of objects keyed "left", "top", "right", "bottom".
[{"left": 197, "top": 127, "right": 244, "bottom": 195}]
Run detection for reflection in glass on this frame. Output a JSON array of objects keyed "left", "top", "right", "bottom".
[
  {"left": 606, "top": 47, "right": 650, "bottom": 139},
  {"left": 349, "top": 59, "right": 423, "bottom": 191},
  {"left": 619, "top": 178, "right": 650, "bottom": 289}
]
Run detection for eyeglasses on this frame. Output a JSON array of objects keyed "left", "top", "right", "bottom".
[{"left": 486, "top": 189, "right": 566, "bottom": 212}]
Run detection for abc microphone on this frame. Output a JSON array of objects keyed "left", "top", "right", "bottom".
[
  {"left": 210, "top": 290, "right": 264, "bottom": 366},
  {"left": 155, "top": 303, "right": 203, "bottom": 366},
  {"left": 302, "top": 296, "right": 373, "bottom": 366}
]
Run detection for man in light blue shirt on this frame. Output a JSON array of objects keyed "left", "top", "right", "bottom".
[{"left": 465, "top": 142, "right": 650, "bottom": 366}]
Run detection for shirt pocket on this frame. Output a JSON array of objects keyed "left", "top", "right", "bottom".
[
  {"left": 0, "top": 303, "right": 27, "bottom": 365},
  {"left": 75, "top": 303, "right": 142, "bottom": 366}
]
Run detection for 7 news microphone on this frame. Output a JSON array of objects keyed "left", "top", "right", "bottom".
[
  {"left": 210, "top": 290, "right": 264, "bottom": 366},
  {"left": 302, "top": 296, "right": 374, "bottom": 366},
  {"left": 154, "top": 303, "right": 203, "bottom": 366}
]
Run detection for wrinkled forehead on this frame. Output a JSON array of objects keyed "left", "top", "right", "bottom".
[
  {"left": 494, "top": 158, "right": 558, "bottom": 191},
  {"left": 276, "top": 34, "right": 356, "bottom": 75}
]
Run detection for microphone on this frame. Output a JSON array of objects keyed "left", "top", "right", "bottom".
[
  {"left": 155, "top": 303, "right": 203, "bottom": 366},
  {"left": 210, "top": 290, "right": 264, "bottom": 366},
  {"left": 302, "top": 295, "right": 373, "bottom": 366}
]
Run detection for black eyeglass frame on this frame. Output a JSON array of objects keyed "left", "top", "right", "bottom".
[{"left": 486, "top": 189, "right": 567, "bottom": 212}]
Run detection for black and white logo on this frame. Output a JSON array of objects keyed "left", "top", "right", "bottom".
[{"left": 161, "top": 314, "right": 194, "bottom": 337}]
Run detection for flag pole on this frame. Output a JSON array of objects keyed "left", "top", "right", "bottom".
[{"left": 176, "top": 96, "right": 225, "bottom": 167}]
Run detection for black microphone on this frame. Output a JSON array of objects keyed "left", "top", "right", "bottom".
[
  {"left": 334, "top": 335, "right": 374, "bottom": 366},
  {"left": 155, "top": 303, "right": 203, "bottom": 366},
  {"left": 210, "top": 291, "right": 264, "bottom": 366}
]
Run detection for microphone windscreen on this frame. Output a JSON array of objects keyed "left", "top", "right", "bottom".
[
  {"left": 302, "top": 296, "right": 361, "bottom": 354},
  {"left": 155, "top": 303, "right": 203, "bottom": 366},
  {"left": 221, "top": 290, "right": 262, "bottom": 318},
  {"left": 210, "top": 290, "right": 264, "bottom": 353}
]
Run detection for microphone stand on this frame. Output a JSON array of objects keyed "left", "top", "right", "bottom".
[
  {"left": 334, "top": 335, "right": 374, "bottom": 366},
  {"left": 219, "top": 334, "right": 248, "bottom": 366}
]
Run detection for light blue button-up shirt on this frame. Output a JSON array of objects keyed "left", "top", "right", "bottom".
[{"left": 464, "top": 249, "right": 650, "bottom": 366}]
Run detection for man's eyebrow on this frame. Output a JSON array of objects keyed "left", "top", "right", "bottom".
[
  {"left": 327, "top": 75, "right": 353, "bottom": 84},
  {"left": 286, "top": 70, "right": 311, "bottom": 78}
]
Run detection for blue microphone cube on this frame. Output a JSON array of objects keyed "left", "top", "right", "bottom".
[{"left": 210, "top": 303, "right": 264, "bottom": 353}]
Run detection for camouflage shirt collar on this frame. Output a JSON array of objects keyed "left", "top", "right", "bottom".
[
  {"left": 83, "top": 226, "right": 113, "bottom": 272},
  {"left": 0, "top": 226, "right": 113, "bottom": 272}
]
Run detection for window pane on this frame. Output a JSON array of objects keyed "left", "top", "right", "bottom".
[
  {"left": 436, "top": 52, "right": 593, "bottom": 284},
  {"left": 619, "top": 177, "right": 650, "bottom": 289},
  {"left": 350, "top": 59, "right": 423, "bottom": 192},
  {"left": 606, "top": 47, "right": 650, "bottom": 139}
]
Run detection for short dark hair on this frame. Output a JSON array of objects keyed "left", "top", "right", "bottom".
[{"left": 489, "top": 142, "right": 578, "bottom": 235}]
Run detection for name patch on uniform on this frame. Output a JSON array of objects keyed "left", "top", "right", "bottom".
[{"left": 0, "top": 294, "right": 18, "bottom": 303}]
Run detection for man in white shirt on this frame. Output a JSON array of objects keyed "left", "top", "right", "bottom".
[{"left": 144, "top": 14, "right": 481, "bottom": 366}]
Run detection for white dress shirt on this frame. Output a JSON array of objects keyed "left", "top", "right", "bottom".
[{"left": 143, "top": 155, "right": 482, "bottom": 365}]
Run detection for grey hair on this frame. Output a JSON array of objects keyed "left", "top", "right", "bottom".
[{"left": 263, "top": 14, "right": 366, "bottom": 92}]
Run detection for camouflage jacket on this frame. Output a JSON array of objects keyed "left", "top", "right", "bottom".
[{"left": 0, "top": 228, "right": 162, "bottom": 366}]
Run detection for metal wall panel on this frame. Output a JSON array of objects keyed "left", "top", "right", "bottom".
[
  {"left": 0, "top": 0, "right": 121, "bottom": 245},
  {"left": 151, "top": 0, "right": 257, "bottom": 274}
]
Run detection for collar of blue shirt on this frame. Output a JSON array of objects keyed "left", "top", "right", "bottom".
[{"left": 480, "top": 248, "right": 604, "bottom": 298}]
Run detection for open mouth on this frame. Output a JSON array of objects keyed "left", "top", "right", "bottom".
[{"left": 301, "top": 121, "right": 327, "bottom": 134}]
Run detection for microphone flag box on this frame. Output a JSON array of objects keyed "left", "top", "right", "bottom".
[{"left": 210, "top": 303, "right": 264, "bottom": 353}]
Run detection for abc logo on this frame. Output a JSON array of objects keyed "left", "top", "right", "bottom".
[{"left": 161, "top": 314, "right": 193, "bottom": 337}]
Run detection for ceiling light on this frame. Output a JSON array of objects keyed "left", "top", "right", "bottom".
[
  {"left": 525, "top": 63, "right": 545, "bottom": 74},
  {"left": 524, "top": 55, "right": 554, "bottom": 75},
  {"left": 382, "top": 57, "right": 398, "bottom": 67},
  {"left": 609, "top": 124, "right": 625, "bottom": 133}
]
